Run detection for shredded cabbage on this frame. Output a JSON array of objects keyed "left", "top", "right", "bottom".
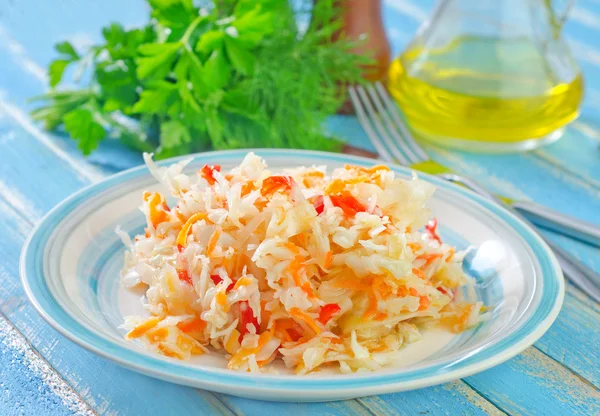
[{"left": 120, "top": 153, "right": 482, "bottom": 373}]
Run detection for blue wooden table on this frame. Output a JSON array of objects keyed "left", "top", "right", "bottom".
[{"left": 1, "top": 1, "right": 599, "bottom": 415}]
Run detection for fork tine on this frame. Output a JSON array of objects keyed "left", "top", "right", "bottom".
[
  {"left": 365, "top": 84, "right": 421, "bottom": 165},
  {"left": 375, "top": 82, "right": 430, "bottom": 162},
  {"left": 355, "top": 85, "right": 410, "bottom": 166},
  {"left": 348, "top": 86, "right": 396, "bottom": 165}
]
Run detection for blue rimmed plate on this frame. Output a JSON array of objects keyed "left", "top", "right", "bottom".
[{"left": 21, "top": 149, "right": 564, "bottom": 401}]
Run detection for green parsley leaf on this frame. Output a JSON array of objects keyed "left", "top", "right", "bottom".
[
  {"left": 132, "top": 81, "right": 178, "bottom": 114},
  {"left": 203, "top": 49, "right": 231, "bottom": 91},
  {"left": 149, "top": 0, "right": 195, "bottom": 29},
  {"left": 49, "top": 60, "right": 71, "bottom": 87},
  {"left": 55, "top": 41, "right": 79, "bottom": 60},
  {"left": 195, "top": 31, "right": 225, "bottom": 55},
  {"left": 136, "top": 42, "right": 181, "bottom": 80},
  {"left": 160, "top": 119, "right": 191, "bottom": 149},
  {"left": 224, "top": 36, "right": 254, "bottom": 75},
  {"left": 63, "top": 107, "right": 106, "bottom": 155},
  {"left": 103, "top": 23, "right": 126, "bottom": 47}
]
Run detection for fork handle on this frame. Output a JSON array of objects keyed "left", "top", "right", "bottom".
[
  {"left": 545, "top": 239, "right": 600, "bottom": 302},
  {"left": 511, "top": 201, "right": 600, "bottom": 249},
  {"left": 438, "top": 173, "right": 600, "bottom": 249}
]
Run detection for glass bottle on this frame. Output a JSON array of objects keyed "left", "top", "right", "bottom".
[{"left": 388, "top": 0, "right": 584, "bottom": 152}]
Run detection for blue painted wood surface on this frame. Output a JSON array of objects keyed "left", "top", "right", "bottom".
[{"left": 0, "top": 0, "right": 599, "bottom": 415}]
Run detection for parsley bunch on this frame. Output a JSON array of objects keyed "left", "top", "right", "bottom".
[{"left": 30, "top": 0, "right": 366, "bottom": 158}]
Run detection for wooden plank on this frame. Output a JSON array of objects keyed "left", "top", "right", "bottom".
[
  {"left": 0, "top": 310, "right": 96, "bottom": 416},
  {"left": 464, "top": 348, "right": 600, "bottom": 416},
  {"left": 536, "top": 283, "right": 600, "bottom": 389},
  {"left": 358, "top": 382, "right": 506, "bottom": 416}
]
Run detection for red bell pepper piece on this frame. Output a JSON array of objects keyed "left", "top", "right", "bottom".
[
  {"left": 238, "top": 300, "right": 259, "bottom": 342},
  {"left": 318, "top": 303, "right": 341, "bottom": 325},
  {"left": 200, "top": 164, "right": 221, "bottom": 185},
  {"left": 329, "top": 195, "right": 366, "bottom": 217}
]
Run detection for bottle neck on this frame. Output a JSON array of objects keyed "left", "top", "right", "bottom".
[{"left": 336, "top": 0, "right": 391, "bottom": 81}]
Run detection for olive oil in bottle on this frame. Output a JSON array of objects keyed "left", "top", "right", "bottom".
[{"left": 388, "top": 36, "right": 584, "bottom": 151}]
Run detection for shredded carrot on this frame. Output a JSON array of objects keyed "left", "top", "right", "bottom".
[
  {"left": 224, "top": 329, "right": 241, "bottom": 354},
  {"left": 173, "top": 208, "right": 187, "bottom": 223},
  {"left": 324, "top": 177, "right": 369, "bottom": 195},
  {"left": 206, "top": 226, "right": 222, "bottom": 256},
  {"left": 143, "top": 191, "right": 170, "bottom": 228},
  {"left": 345, "top": 164, "right": 390, "bottom": 174},
  {"left": 409, "top": 287, "right": 419, "bottom": 297},
  {"left": 126, "top": 316, "right": 161, "bottom": 339},
  {"left": 147, "top": 327, "right": 169, "bottom": 340},
  {"left": 417, "top": 253, "right": 443, "bottom": 268},
  {"left": 301, "top": 170, "right": 325, "bottom": 187},
  {"left": 241, "top": 181, "right": 256, "bottom": 196},
  {"left": 216, "top": 291, "right": 228, "bottom": 308},
  {"left": 289, "top": 308, "right": 322, "bottom": 334},
  {"left": 176, "top": 212, "right": 209, "bottom": 248},
  {"left": 363, "top": 288, "right": 379, "bottom": 319},
  {"left": 233, "top": 276, "right": 253, "bottom": 290},
  {"left": 227, "top": 330, "right": 274, "bottom": 369},
  {"left": 158, "top": 343, "right": 183, "bottom": 359},
  {"left": 396, "top": 286, "right": 409, "bottom": 297},
  {"left": 419, "top": 296, "right": 431, "bottom": 311},
  {"left": 407, "top": 242, "right": 421, "bottom": 252},
  {"left": 333, "top": 278, "right": 371, "bottom": 291},
  {"left": 446, "top": 248, "right": 455, "bottom": 262},
  {"left": 324, "top": 250, "right": 333, "bottom": 269},
  {"left": 177, "top": 317, "right": 206, "bottom": 334},
  {"left": 374, "top": 312, "right": 388, "bottom": 321},
  {"left": 412, "top": 268, "right": 425, "bottom": 280},
  {"left": 284, "top": 242, "right": 300, "bottom": 254},
  {"left": 295, "top": 232, "right": 307, "bottom": 246}
]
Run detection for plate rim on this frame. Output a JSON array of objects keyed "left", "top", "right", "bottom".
[{"left": 20, "top": 148, "right": 564, "bottom": 399}]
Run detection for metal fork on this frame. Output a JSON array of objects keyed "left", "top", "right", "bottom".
[{"left": 350, "top": 82, "right": 600, "bottom": 302}]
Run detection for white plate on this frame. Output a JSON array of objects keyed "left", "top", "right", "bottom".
[{"left": 21, "top": 149, "right": 564, "bottom": 401}]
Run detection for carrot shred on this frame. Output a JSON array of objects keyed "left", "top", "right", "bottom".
[
  {"left": 289, "top": 308, "right": 322, "bottom": 334},
  {"left": 324, "top": 250, "right": 333, "bottom": 269},
  {"left": 407, "top": 242, "right": 421, "bottom": 252},
  {"left": 206, "top": 226, "right": 222, "bottom": 256},
  {"left": 409, "top": 287, "right": 419, "bottom": 297},
  {"left": 374, "top": 312, "right": 388, "bottom": 321},
  {"left": 417, "top": 253, "right": 443, "bottom": 267},
  {"left": 412, "top": 268, "right": 425, "bottom": 280},
  {"left": 227, "top": 330, "right": 274, "bottom": 369},
  {"left": 176, "top": 212, "right": 209, "bottom": 248},
  {"left": 419, "top": 296, "right": 431, "bottom": 311},
  {"left": 446, "top": 248, "right": 455, "bottom": 262},
  {"left": 363, "top": 288, "right": 379, "bottom": 319},
  {"left": 126, "top": 316, "right": 161, "bottom": 339},
  {"left": 177, "top": 317, "right": 206, "bottom": 333},
  {"left": 143, "top": 191, "right": 170, "bottom": 228}
]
